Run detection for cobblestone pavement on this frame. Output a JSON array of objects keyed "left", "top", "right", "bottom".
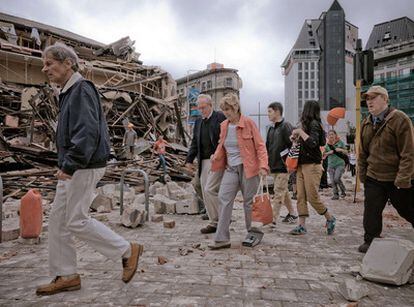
[{"left": 0, "top": 188, "right": 413, "bottom": 306}]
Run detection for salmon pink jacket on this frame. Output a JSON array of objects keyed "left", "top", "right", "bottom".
[{"left": 211, "top": 115, "right": 269, "bottom": 179}]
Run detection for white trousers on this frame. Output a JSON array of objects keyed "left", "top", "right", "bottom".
[{"left": 48, "top": 168, "right": 130, "bottom": 276}]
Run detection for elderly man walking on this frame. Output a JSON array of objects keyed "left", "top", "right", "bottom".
[
  {"left": 36, "top": 43, "right": 143, "bottom": 295},
  {"left": 185, "top": 94, "right": 226, "bottom": 234},
  {"left": 358, "top": 85, "right": 414, "bottom": 253}
]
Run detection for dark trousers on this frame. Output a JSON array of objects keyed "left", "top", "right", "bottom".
[
  {"left": 156, "top": 154, "right": 167, "bottom": 174},
  {"left": 363, "top": 176, "right": 414, "bottom": 243}
]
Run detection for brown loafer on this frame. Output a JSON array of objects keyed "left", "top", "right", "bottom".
[
  {"left": 122, "top": 242, "right": 144, "bottom": 283},
  {"left": 36, "top": 274, "right": 81, "bottom": 296},
  {"left": 200, "top": 225, "right": 217, "bottom": 234}
]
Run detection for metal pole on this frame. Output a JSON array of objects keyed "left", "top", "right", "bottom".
[
  {"left": 353, "top": 79, "right": 362, "bottom": 202},
  {"left": 120, "top": 168, "right": 149, "bottom": 221}
]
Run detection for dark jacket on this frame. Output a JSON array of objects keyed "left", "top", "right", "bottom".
[
  {"left": 358, "top": 107, "right": 414, "bottom": 188},
  {"left": 298, "top": 120, "right": 326, "bottom": 165},
  {"left": 266, "top": 119, "right": 293, "bottom": 173},
  {"left": 185, "top": 110, "right": 226, "bottom": 176},
  {"left": 57, "top": 78, "right": 110, "bottom": 175}
]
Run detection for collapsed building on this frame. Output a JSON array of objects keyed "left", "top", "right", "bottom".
[{"left": 0, "top": 12, "right": 191, "bottom": 199}]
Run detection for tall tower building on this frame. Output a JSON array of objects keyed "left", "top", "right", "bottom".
[{"left": 282, "top": 0, "right": 358, "bottom": 132}]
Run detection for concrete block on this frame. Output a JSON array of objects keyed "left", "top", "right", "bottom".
[
  {"left": 149, "top": 182, "right": 164, "bottom": 195},
  {"left": 121, "top": 207, "right": 146, "bottom": 228},
  {"left": 155, "top": 186, "right": 169, "bottom": 197},
  {"left": 151, "top": 214, "right": 163, "bottom": 223},
  {"left": 338, "top": 278, "right": 370, "bottom": 302},
  {"left": 361, "top": 238, "right": 414, "bottom": 285},
  {"left": 153, "top": 194, "right": 176, "bottom": 214},
  {"left": 175, "top": 198, "right": 199, "bottom": 214},
  {"left": 175, "top": 192, "right": 193, "bottom": 201},
  {"left": 90, "top": 194, "right": 113, "bottom": 212},
  {"left": 163, "top": 220, "right": 175, "bottom": 228}
]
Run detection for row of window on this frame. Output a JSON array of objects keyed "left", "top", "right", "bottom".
[
  {"left": 298, "top": 62, "right": 316, "bottom": 70},
  {"left": 298, "top": 80, "right": 317, "bottom": 89},
  {"left": 178, "top": 77, "right": 234, "bottom": 95},
  {"left": 298, "top": 71, "right": 317, "bottom": 80},
  {"left": 298, "top": 90, "right": 318, "bottom": 99},
  {"left": 375, "top": 68, "right": 414, "bottom": 80}
]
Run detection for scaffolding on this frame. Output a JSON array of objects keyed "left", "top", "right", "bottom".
[{"left": 362, "top": 72, "right": 414, "bottom": 123}]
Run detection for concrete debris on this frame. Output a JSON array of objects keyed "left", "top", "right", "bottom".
[
  {"left": 153, "top": 194, "right": 177, "bottom": 214},
  {"left": 151, "top": 214, "right": 163, "bottom": 223},
  {"left": 157, "top": 256, "right": 168, "bottom": 265},
  {"left": 178, "top": 247, "right": 193, "bottom": 256},
  {"left": 361, "top": 238, "right": 414, "bottom": 286},
  {"left": 121, "top": 207, "right": 146, "bottom": 228},
  {"left": 90, "top": 194, "right": 113, "bottom": 213},
  {"left": 163, "top": 220, "right": 175, "bottom": 229},
  {"left": 338, "top": 278, "right": 370, "bottom": 302},
  {"left": 175, "top": 198, "right": 199, "bottom": 215}
]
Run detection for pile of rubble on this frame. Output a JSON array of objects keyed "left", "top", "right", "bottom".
[{"left": 0, "top": 12, "right": 193, "bottom": 200}]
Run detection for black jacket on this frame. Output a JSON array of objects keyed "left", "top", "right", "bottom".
[
  {"left": 266, "top": 119, "right": 293, "bottom": 173},
  {"left": 185, "top": 110, "right": 226, "bottom": 176},
  {"left": 298, "top": 120, "right": 326, "bottom": 165},
  {"left": 57, "top": 78, "right": 110, "bottom": 175}
]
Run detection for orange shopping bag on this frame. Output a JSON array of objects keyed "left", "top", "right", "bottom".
[{"left": 252, "top": 176, "right": 273, "bottom": 226}]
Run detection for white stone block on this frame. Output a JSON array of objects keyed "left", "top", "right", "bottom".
[
  {"left": 175, "top": 197, "right": 199, "bottom": 214},
  {"left": 361, "top": 238, "right": 414, "bottom": 285}
]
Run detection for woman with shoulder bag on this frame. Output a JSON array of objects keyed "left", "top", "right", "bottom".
[
  {"left": 289, "top": 100, "right": 336, "bottom": 236},
  {"left": 208, "top": 93, "right": 269, "bottom": 249}
]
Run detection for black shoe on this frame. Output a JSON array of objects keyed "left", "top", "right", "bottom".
[
  {"left": 291, "top": 193, "right": 297, "bottom": 200},
  {"left": 358, "top": 242, "right": 371, "bottom": 253},
  {"left": 282, "top": 214, "right": 297, "bottom": 224},
  {"left": 331, "top": 195, "right": 339, "bottom": 200},
  {"left": 200, "top": 225, "right": 217, "bottom": 234},
  {"left": 201, "top": 214, "right": 209, "bottom": 220}
]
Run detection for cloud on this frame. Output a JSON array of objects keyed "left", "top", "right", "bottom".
[{"left": 1, "top": 0, "right": 413, "bottom": 131}]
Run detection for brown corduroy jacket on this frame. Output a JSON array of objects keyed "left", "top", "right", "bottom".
[{"left": 358, "top": 107, "right": 414, "bottom": 188}]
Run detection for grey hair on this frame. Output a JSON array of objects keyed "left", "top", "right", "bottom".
[
  {"left": 43, "top": 42, "right": 79, "bottom": 72},
  {"left": 197, "top": 94, "right": 212, "bottom": 106}
]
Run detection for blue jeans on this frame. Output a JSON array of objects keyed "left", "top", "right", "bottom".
[{"left": 157, "top": 154, "right": 166, "bottom": 174}]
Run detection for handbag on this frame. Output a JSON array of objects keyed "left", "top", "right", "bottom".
[
  {"left": 252, "top": 176, "right": 273, "bottom": 226},
  {"left": 285, "top": 142, "right": 300, "bottom": 173}
]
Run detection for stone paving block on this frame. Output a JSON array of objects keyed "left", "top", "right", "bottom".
[
  {"left": 261, "top": 288, "right": 298, "bottom": 302},
  {"left": 361, "top": 238, "right": 414, "bottom": 285}
]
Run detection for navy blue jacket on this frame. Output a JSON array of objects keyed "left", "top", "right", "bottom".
[
  {"left": 185, "top": 110, "right": 226, "bottom": 176},
  {"left": 57, "top": 78, "right": 110, "bottom": 175}
]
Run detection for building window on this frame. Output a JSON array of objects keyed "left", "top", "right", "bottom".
[
  {"left": 311, "top": 71, "right": 315, "bottom": 79},
  {"left": 298, "top": 63, "right": 302, "bottom": 70},
  {"left": 311, "top": 81, "right": 315, "bottom": 88},
  {"left": 225, "top": 77, "right": 233, "bottom": 87},
  {"left": 305, "top": 62, "right": 308, "bottom": 70},
  {"left": 305, "top": 81, "right": 309, "bottom": 89},
  {"left": 298, "top": 91, "right": 302, "bottom": 99},
  {"left": 310, "top": 62, "right": 315, "bottom": 70},
  {"left": 298, "top": 72, "right": 302, "bottom": 80},
  {"left": 305, "top": 91, "right": 309, "bottom": 99},
  {"left": 311, "top": 90, "right": 315, "bottom": 98},
  {"left": 207, "top": 80, "right": 212, "bottom": 89},
  {"left": 201, "top": 82, "right": 206, "bottom": 91},
  {"left": 298, "top": 81, "right": 302, "bottom": 88},
  {"left": 305, "top": 72, "right": 309, "bottom": 79}
]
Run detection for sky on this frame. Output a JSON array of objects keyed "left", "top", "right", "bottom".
[{"left": 1, "top": 0, "right": 413, "bottom": 129}]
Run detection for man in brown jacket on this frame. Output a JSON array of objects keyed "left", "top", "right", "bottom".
[{"left": 358, "top": 85, "right": 414, "bottom": 253}]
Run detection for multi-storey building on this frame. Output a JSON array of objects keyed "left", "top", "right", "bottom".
[
  {"left": 282, "top": 0, "right": 358, "bottom": 133},
  {"left": 176, "top": 63, "right": 242, "bottom": 124},
  {"left": 365, "top": 16, "right": 414, "bottom": 122}
]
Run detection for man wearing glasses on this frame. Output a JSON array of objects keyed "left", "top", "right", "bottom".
[
  {"left": 186, "top": 94, "right": 226, "bottom": 234},
  {"left": 358, "top": 85, "right": 414, "bottom": 253}
]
